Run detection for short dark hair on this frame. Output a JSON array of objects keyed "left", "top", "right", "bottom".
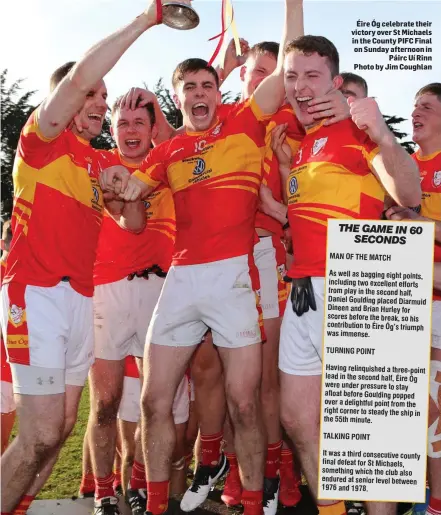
[
  {"left": 341, "top": 72, "right": 368, "bottom": 97},
  {"left": 249, "top": 41, "right": 279, "bottom": 60},
  {"left": 111, "top": 96, "right": 156, "bottom": 127},
  {"left": 415, "top": 83, "right": 441, "bottom": 102},
  {"left": 284, "top": 35, "right": 339, "bottom": 77},
  {"left": 172, "top": 58, "right": 219, "bottom": 89},
  {"left": 2, "top": 220, "right": 12, "bottom": 251},
  {"left": 50, "top": 61, "right": 76, "bottom": 92}
]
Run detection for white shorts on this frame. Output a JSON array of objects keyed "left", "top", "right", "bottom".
[
  {"left": 0, "top": 282, "right": 94, "bottom": 394},
  {"left": 117, "top": 374, "right": 191, "bottom": 425},
  {"left": 432, "top": 300, "right": 441, "bottom": 350},
  {"left": 279, "top": 277, "right": 325, "bottom": 376},
  {"left": 1, "top": 381, "right": 15, "bottom": 414},
  {"left": 254, "top": 236, "right": 288, "bottom": 320},
  {"left": 118, "top": 376, "right": 141, "bottom": 423},
  {"left": 94, "top": 275, "right": 165, "bottom": 360},
  {"left": 147, "top": 255, "right": 262, "bottom": 348}
]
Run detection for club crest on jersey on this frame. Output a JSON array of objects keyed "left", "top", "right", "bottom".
[
  {"left": 92, "top": 187, "right": 100, "bottom": 203},
  {"left": 193, "top": 158, "right": 206, "bottom": 176},
  {"left": 433, "top": 170, "right": 441, "bottom": 188},
  {"left": 9, "top": 305, "right": 24, "bottom": 326},
  {"left": 289, "top": 177, "right": 298, "bottom": 195},
  {"left": 312, "top": 137, "right": 328, "bottom": 156},
  {"left": 277, "top": 264, "right": 286, "bottom": 280}
]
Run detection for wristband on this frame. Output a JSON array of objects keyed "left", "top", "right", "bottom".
[{"left": 282, "top": 221, "right": 290, "bottom": 230}]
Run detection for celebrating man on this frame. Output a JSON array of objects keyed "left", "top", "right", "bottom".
[{"left": 0, "top": 1, "right": 168, "bottom": 511}]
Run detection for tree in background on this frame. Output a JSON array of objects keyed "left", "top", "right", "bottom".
[
  {"left": 1, "top": 70, "right": 36, "bottom": 220},
  {"left": 384, "top": 114, "right": 416, "bottom": 155}
]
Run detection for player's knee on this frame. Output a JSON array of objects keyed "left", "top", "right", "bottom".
[
  {"left": 95, "top": 398, "right": 120, "bottom": 426},
  {"left": 30, "top": 426, "right": 63, "bottom": 461},
  {"left": 141, "top": 390, "right": 170, "bottom": 421},
  {"left": 191, "top": 359, "right": 222, "bottom": 389},
  {"left": 227, "top": 388, "right": 259, "bottom": 428}
]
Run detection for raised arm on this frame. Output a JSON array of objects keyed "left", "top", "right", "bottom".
[
  {"left": 215, "top": 38, "right": 250, "bottom": 87},
  {"left": 253, "top": 0, "right": 304, "bottom": 115},
  {"left": 350, "top": 96, "right": 421, "bottom": 208},
  {"left": 38, "top": 1, "right": 162, "bottom": 140},
  {"left": 117, "top": 87, "right": 176, "bottom": 145}
]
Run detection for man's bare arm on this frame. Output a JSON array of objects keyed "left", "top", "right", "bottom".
[
  {"left": 39, "top": 3, "right": 161, "bottom": 140},
  {"left": 385, "top": 206, "right": 441, "bottom": 243},
  {"left": 371, "top": 136, "right": 421, "bottom": 208},
  {"left": 253, "top": 0, "right": 304, "bottom": 115},
  {"left": 259, "top": 185, "right": 288, "bottom": 225},
  {"left": 350, "top": 97, "right": 421, "bottom": 208},
  {"left": 105, "top": 199, "right": 147, "bottom": 233}
]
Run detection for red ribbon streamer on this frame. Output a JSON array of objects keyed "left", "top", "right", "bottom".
[
  {"left": 156, "top": 0, "right": 163, "bottom": 24},
  {"left": 207, "top": 0, "right": 228, "bottom": 66}
]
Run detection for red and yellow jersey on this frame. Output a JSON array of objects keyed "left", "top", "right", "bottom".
[
  {"left": 256, "top": 104, "right": 304, "bottom": 236},
  {"left": 286, "top": 119, "right": 384, "bottom": 278},
  {"left": 3, "top": 109, "right": 107, "bottom": 297},
  {"left": 124, "top": 355, "right": 140, "bottom": 379},
  {"left": 412, "top": 149, "right": 441, "bottom": 300},
  {"left": 134, "top": 97, "right": 269, "bottom": 266},
  {"left": 94, "top": 149, "right": 176, "bottom": 285}
]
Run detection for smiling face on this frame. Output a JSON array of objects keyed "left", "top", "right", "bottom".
[
  {"left": 173, "top": 69, "right": 221, "bottom": 132},
  {"left": 240, "top": 51, "right": 278, "bottom": 100},
  {"left": 284, "top": 51, "right": 342, "bottom": 128},
  {"left": 111, "top": 105, "right": 155, "bottom": 163},
  {"left": 72, "top": 80, "right": 108, "bottom": 141},
  {"left": 412, "top": 92, "right": 441, "bottom": 149}
]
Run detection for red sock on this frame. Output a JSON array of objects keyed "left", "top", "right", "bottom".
[
  {"left": 146, "top": 481, "right": 169, "bottom": 515},
  {"left": 264, "top": 441, "right": 282, "bottom": 479},
  {"left": 113, "top": 468, "right": 121, "bottom": 489},
  {"left": 241, "top": 489, "right": 263, "bottom": 515},
  {"left": 129, "top": 460, "right": 146, "bottom": 490},
  {"left": 80, "top": 472, "right": 96, "bottom": 495},
  {"left": 281, "top": 448, "right": 301, "bottom": 484},
  {"left": 428, "top": 496, "right": 441, "bottom": 515},
  {"left": 12, "top": 495, "right": 34, "bottom": 515},
  {"left": 200, "top": 431, "right": 223, "bottom": 466},
  {"left": 95, "top": 473, "right": 115, "bottom": 500},
  {"left": 226, "top": 452, "right": 238, "bottom": 467}
]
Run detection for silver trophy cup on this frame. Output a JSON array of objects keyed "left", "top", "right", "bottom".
[{"left": 162, "top": 1, "right": 200, "bottom": 30}]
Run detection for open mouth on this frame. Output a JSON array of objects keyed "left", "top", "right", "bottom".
[
  {"left": 87, "top": 113, "right": 103, "bottom": 124},
  {"left": 125, "top": 139, "right": 141, "bottom": 149},
  {"left": 413, "top": 121, "right": 423, "bottom": 130},
  {"left": 192, "top": 102, "right": 209, "bottom": 118},
  {"left": 296, "top": 96, "right": 313, "bottom": 113}
]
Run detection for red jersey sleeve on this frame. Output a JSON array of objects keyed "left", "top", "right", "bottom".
[
  {"left": 133, "top": 142, "right": 168, "bottom": 190},
  {"left": 17, "top": 108, "right": 67, "bottom": 167}
]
